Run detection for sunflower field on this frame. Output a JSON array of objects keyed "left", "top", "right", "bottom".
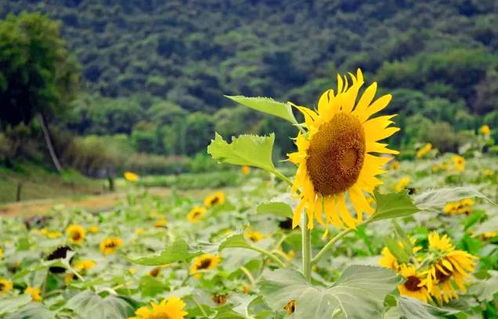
[{"left": 1, "top": 71, "right": 497, "bottom": 319}]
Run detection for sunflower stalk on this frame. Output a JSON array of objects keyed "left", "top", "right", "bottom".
[{"left": 301, "top": 213, "right": 312, "bottom": 282}]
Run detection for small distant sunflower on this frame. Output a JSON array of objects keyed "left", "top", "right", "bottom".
[
  {"left": 190, "top": 254, "right": 220, "bottom": 278},
  {"left": 124, "top": 171, "right": 139, "bottom": 182},
  {"left": 25, "top": 286, "right": 42, "bottom": 302},
  {"left": 40, "top": 228, "right": 62, "bottom": 239},
  {"left": 288, "top": 69, "right": 399, "bottom": 229},
  {"left": 134, "top": 228, "right": 146, "bottom": 235},
  {"left": 74, "top": 260, "right": 96, "bottom": 272},
  {"left": 154, "top": 218, "right": 168, "bottom": 228},
  {"left": 284, "top": 300, "right": 297, "bottom": 314},
  {"left": 0, "top": 278, "right": 13, "bottom": 295},
  {"left": 0, "top": 247, "right": 3, "bottom": 259},
  {"left": 452, "top": 155, "right": 465, "bottom": 172},
  {"left": 241, "top": 165, "right": 251, "bottom": 175},
  {"left": 100, "top": 238, "right": 124, "bottom": 255},
  {"left": 389, "top": 160, "right": 400, "bottom": 171},
  {"left": 482, "top": 231, "right": 498, "bottom": 240},
  {"left": 443, "top": 198, "right": 474, "bottom": 215},
  {"left": 129, "top": 296, "right": 187, "bottom": 319},
  {"left": 397, "top": 265, "right": 430, "bottom": 302},
  {"left": 204, "top": 191, "right": 225, "bottom": 207},
  {"left": 187, "top": 206, "right": 207, "bottom": 223},
  {"left": 480, "top": 124, "right": 491, "bottom": 136},
  {"left": 245, "top": 230, "right": 264, "bottom": 242},
  {"left": 425, "top": 233, "right": 477, "bottom": 304},
  {"left": 416, "top": 143, "right": 432, "bottom": 158},
  {"left": 66, "top": 225, "right": 86, "bottom": 244},
  {"left": 88, "top": 225, "right": 99, "bottom": 233},
  {"left": 394, "top": 177, "right": 411, "bottom": 192}
]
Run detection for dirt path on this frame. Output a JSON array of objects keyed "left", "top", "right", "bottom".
[{"left": 0, "top": 188, "right": 174, "bottom": 217}]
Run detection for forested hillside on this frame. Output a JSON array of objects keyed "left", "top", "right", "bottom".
[{"left": 1, "top": 0, "right": 497, "bottom": 173}]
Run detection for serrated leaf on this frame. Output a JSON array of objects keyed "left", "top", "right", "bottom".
[
  {"left": 469, "top": 270, "right": 498, "bottom": 302},
  {"left": 128, "top": 239, "right": 201, "bottom": 266},
  {"left": 371, "top": 191, "right": 419, "bottom": 222},
  {"left": 261, "top": 265, "right": 397, "bottom": 319},
  {"left": 256, "top": 202, "right": 293, "bottom": 218},
  {"left": 394, "top": 296, "right": 462, "bottom": 319},
  {"left": 414, "top": 187, "right": 490, "bottom": 213},
  {"left": 219, "top": 234, "right": 252, "bottom": 251},
  {"left": 207, "top": 133, "right": 277, "bottom": 173},
  {"left": 225, "top": 95, "right": 297, "bottom": 124},
  {"left": 0, "top": 295, "right": 32, "bottom": 316},
  {"left": 66, "top": 291, "right": 134, "bottom": 319}
]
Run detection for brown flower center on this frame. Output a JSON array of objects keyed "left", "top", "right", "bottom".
[
  {"left": 0, "top": 283, "right": 5, "bottom": 291},
  {"left": 210, "top": 197, "right": 220, "bottom": 205},
  {"left": 306, "top": 113, "right": 365, "bottom": 196},
  {"left": 198, "top": 259, "right": 212, "bottom": 270},
  {"left": 72, "top": 232, "right": 82, "bottom": 241},
  {"left": 435, "top": 265, "right": 452, "bottom": 283},
  {"left": 404, "top": 276, "right": 422, "bottom": 291},
  {"left": 105, "top": 242, "right": 117, "bottom": 249}
]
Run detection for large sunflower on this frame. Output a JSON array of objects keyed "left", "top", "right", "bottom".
[
  {"left": 288, "top": 69, "right": 399, "bottom": 229},
  {"left": 129, "top": 296, "right": 187, "bottom": 319},
  {"left": 397, "top": 265, "right": 430, "bottom": 302}
]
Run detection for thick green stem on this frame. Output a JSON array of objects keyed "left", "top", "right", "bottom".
[
  {"left": 311, "top": 228, "right": 352, "bottom": 265},
  {"left": 301, "top": 213, "right": 312, "bottom": 282}
]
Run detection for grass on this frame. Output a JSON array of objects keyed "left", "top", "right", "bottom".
[{"left": 0, "top": 163, "right": 104, "bottom": 204}]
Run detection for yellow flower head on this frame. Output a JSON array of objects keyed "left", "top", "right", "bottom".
[
  {"left": 394, "top": 177, "right": 411, "bottom": 192},
  {"left": 480, "top": 124, "right": 491, "bottom": 136},
  {"left": 204, "top": 191, "right": 225, "bottom": 207},
  {"left": 245, "top": 230, "right": 264, "bottom": 243},
  {"left": 124, "top": 171, "right": 139, "bottom": 182},
  {"left": 190, "top": 254, "right": 220, "bottom": 278},
  {"left": 482, "top": 231, "right": 498, "bottom": 240},
  {"left": 134, "top": 228, "right": 146, "bottom": 235},
  {"left": 443, "top": 198, "right": 474, "bottom": 215},
  {"left": 25, "top": 287, "right": 42, "bottom": 302},
  {"left": 416, "top": 143, "right": 432, "bottom": 158},
  {"left": 100, "top": 237, "right": 124, "bottom": 255},
  {"left": 452, "top": 155, "right": 465, "bottom": 172},
  {"left": 154, "top": 218, "right": 168, "bottom": 228},
  {"left": 66, "top": 225, "right": 86, "bottom": 244},
  {"left": 74, "top": 260, "right": 96, "bottom": 272},
  {"left": 0, "top": 278, "right": 13, "bottom": 294},
  {"left": 128, "top": 296, "right": 187, "bottom": 319},
  {"left": 379, "top": 247, "right": 399, "bottom": 271},
  {"left": 284, "top": 300, "right": 297, "bottom": 314},
  {"left": 88, "top": 225, "right": 99, "bottom": 233},
  {"left": 241, "top": 165, "right": 251, "bottom": 175},
  {"left": 428, "top": 232, "right": 454, "bottom": 252},
  {"left": 0, "top": 247, "right": 3, "bottom": 259},
  {"left": 40, "top": 228, "right": 62, "bottom": 239},
  {"left": 397, "top": 265, "right": 430, "bottom": 302},
  {"left": 288, "top": 70, "right": 399, "bottom": 229},
  {"left": 425, "top": 250, "right": 477, "bottom": 304},
  {"left": 187, "top": 206, "right": 207, "bottom": 223}
]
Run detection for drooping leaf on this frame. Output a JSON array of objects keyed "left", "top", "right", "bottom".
[
  {"left": 225, "top": 95, "right": 297, "bottom": 124},
  {"left": 207, "top": 133, "right": 277, "bottom": 173},
  {"left": 0, "top": 295, "right": 32, "bottom": 316},
  {"left": 469, "top": 270, "right": 498, "bottom": 302},
  {"left": 414, "top": 187, "right": 491, "bottom": 213},
  {"left": 370, "top": 191, "right": 419, "bottom": 222},
  {"left": 260, "top": 265, "right": 397, "bottom": 319},
  {"left": 256, "top": 201, "right": 293, "bottom": 218},
  {"left": 219, "top": 234, "right": 252, "bottom": 251},
  {"left": 128, "top": 239, "right": 201, "bottom": 266},
  {"left": 66, "top": 291, "right": 134, "bottom": 319},
  {"left": 390, "top": 296, "right": 462, "bottom": 319}
]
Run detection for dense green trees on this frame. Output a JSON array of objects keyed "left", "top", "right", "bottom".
[{"left": 0, "top": 0, "right": 497, "bottom": 169}]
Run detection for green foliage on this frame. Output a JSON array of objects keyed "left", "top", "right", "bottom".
[
  {"left": 225, "top": 96, "right": 297, "bottom": 124},
  {"left": 207, "top": 133, "right": 278, "bottom": 175},
  {"left": 260, "top": 266, "right": 397, "bottom": 318},
  {"left": 129, "top": 239, "right": 201, "bottom": 266},
  {"left": 0, "top": 12, "right": 79, "bottom": 125},
  {"left": 370, "top": 191, "right": 419, "bottom": 222}
]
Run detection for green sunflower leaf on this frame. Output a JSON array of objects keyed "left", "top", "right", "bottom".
[
  {"left": 384, "top": 296, "right": 463, "bottom": 319},
  {"left": 218, "top": 234, "right": 252, "bottom": 251},
  {"left": 256, "top": 201, "right": 293, "bottom": 218},
  {"left": 207, "top": 133, "right": 277, "bottom": 174},
  {"left": 128, "top": 239, "right": 201, "bottom": 266},
  {"left": 413, "top": 186, "right": 491, "bottom": 213},
  {"left": 225, "top": 95, "right": 297, "bottom": 124},
  {"left": 370, "top": 190, "right": 419, "bottom": 222},
  {"left": 260, "top": 265, "right": 397, "bottom": 319},
  {"left": 66, "top": 291, "right": 134, "bottom": 319}
]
